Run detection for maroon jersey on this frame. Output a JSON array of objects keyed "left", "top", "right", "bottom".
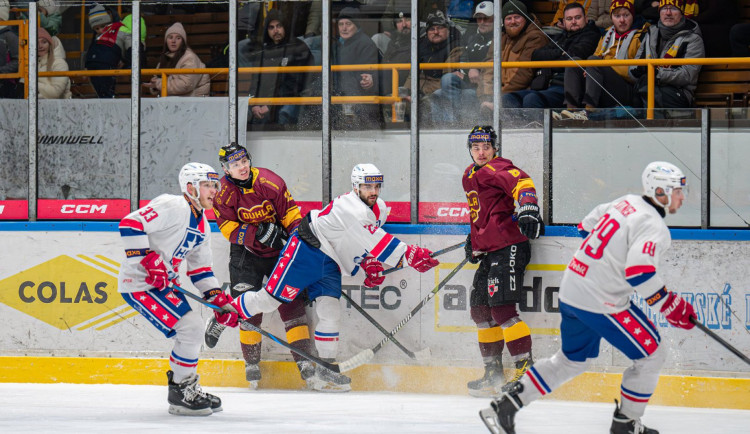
[
  {"left": 214, "top": 167, "right": 302, "bottom": 258},
  {"left": 462, "top": 156, "right": 538, "bottom": 252}
]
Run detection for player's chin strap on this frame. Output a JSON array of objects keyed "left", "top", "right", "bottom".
[
  {"left": 339, "top": 256, "right": 470, "bottom": 372},
  {"left": 690, "top": 317, "right": 750, "bottom": 366},
  {"left": 169, "top": 283, "right": 343, "bottom": 373}
]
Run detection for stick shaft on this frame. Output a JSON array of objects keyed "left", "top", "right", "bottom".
[
  {"left": 382, "top": 241, "right": 466, "bottom": 276},
  {"left": 172, "top": 284, "right": 341, "bottom": 372},
  {"left": 691, "top": 317, "right": 750, "bottom": 365},
  {"left": 341, "top": 291, "right": 417, "bottom": 359}
]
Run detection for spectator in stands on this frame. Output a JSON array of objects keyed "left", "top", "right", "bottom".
[
  {"left": 241, "top": 10, "right": 313, "bottom": 126},
  {"left": 693, "top": 0, "right": 738, "bottom": 57},
  {"left": 629, "top": 0, "right": 705, "bottom": 110},
  {"left": 447, "top": 0, "right": 481, "bottom": 33},
  {"left": 120, "top": 14, "right": 148, "bottom": 69},
  {"left": 636, "top": 0, "right": 696, "bottom": 22},
  {"left": 144, "top": 22, "right": 210, "bottom": 97},
  {"left": 38, "top": 27, "right": 71, "bottom": 99},
  {"left": 558, "top": 0, "right": 649, "bottom": 119},
  {"left": 730, "top": 22, "right": 750, "bottom": 57},
  {"left": 382, "top": 8, "right": 411, "bottom": 87},
  {"left": 404, "top": 11, "right": 462, "bottom": 99},
  {"left": 551, "top": 0, "right": 592, "bottom": 27},
  {"left": 588, "top": 0, "right": 614, "bottom": 29},
  {"left": 500, "top": 1, "right": 548, "bottom": 93},
  {"left": 431, "top": 1, "right": 495, "bottom": 123},
  {"left": 0, "top": 3, "right": 21, "bottom": 99},
  {"left": 331, "top": 7, "right": 383, "bottom": 129},
  {"left": 502, "top": 2, "right": 600, "bottom": 109},
  {"left": 85, "top": 3, "right": 130, "bottom": 98},
  {"left": 372, "top": 0, "right": 412, "bottom": 54}
]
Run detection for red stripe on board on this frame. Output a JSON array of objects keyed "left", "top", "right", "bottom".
[
  {"left": 38, "top": 199, "right": 130, "bottom": 220},
  {"left": 418, "top": 202, "right": 470, "bottom": 223},
  {"left": 0, "top": 200, "right": 28, "bottom": 220}
]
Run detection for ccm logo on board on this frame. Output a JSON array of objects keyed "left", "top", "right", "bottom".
[
  {"left": 61, "top": 204, "right": 108, "bottom": 214},
  {"left": 436, "top": 207, "right": 470, "bottom": 217}
]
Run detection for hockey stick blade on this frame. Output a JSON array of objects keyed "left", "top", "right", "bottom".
[
  {"left": 341, "top": 291, "right": 424, "bottom": 360},
  {"left": 171, "top": 284, "right": 341, "bottom": 373},
  {"left": 382, "top": 241, "right": 466, "bottom": 276},
  {"left": 691, "top": 317, "right": 750, "bottom": 366},
  {"left": 339, "top": 257, "right": 470, "bottom": 373}
]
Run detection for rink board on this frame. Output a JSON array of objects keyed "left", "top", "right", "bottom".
[{"left": 0, "top": 226, "right": 748, "bottom": 409}]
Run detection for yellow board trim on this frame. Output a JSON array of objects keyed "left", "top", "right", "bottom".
[
  {"left": 503, "top": 321, "right": 532, "bottom": 343},
  {"left": 239, "top": 329, "right": 262, "bottom": 345},
  {"left": 286, "top": 325, "right": 310, "bottom": 343},
  {"left": 477, "top": 326, "right": 504, "bottom": 343},
  {"left": 0, "top": 356, "right": 747, "bottom": 410}
]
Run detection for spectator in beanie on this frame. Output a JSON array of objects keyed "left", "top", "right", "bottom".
[
  {"left": 85, "top": 3, "right": 131, "bottom": 98},
  {"left": 143, "top": 22, "right": 210, "bottom": 97}
]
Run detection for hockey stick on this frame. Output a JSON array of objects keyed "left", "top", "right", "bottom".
[
  {"left": 690, "top": 317, "right": 750, "bottom": 366},
  {"left": 382, "top": 241, "right": 466, "bottom": 276},
  {"left": 171, "top": 284, "right": 342, "bottom": 373},
  {"left": 339, "top": 256, "right": 471, "bottom": 372},
  {"left": 340, "top": 291, "right": 430, "bottom": 361}
]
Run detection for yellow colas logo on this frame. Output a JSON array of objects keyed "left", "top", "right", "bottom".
[{"left": 0, "top": 255, "right": 137, "bottom": 330}]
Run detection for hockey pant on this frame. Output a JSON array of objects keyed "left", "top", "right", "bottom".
[
  {"left": 517, "top": 301, "right": 666, "bottom": 419},
  {"left": 122, "top": 289, "right": 202, "bottom": 383}
]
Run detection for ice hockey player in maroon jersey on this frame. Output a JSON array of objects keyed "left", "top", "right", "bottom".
[
  {"left": 462, "top": 125, "right": 545, "bottom": 397},
  {"left": 205, "top": 142, "right": 320, "bottom": 390}
]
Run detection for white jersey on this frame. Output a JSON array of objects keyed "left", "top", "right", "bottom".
[
  {"left": 117, "top": 194, "right": 220, "bottom": 294},
  {"left": 559, "top": 194, "right": 671, "bottom": 314},
  {"left": 309, "top": 191, "right": 407, "bottom": 276}
]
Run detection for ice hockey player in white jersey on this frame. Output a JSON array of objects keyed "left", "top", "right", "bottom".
[
  {"left": 118, "top": 162, "right": 231, "bottom": 416},
  {"left": 480, "top": 162, "right": 698, "bottom": 434},
  {"left": 210, "top": 163, "right": 440, "bottom": 391}
]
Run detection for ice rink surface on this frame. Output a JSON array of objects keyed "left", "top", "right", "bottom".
[{"left": 1, "top": 383, "right": 748, "bottom": 433}]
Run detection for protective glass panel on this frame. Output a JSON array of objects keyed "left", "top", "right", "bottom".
[
  {"left": 709, "top": 108, "right": 750, "bottom": 227},
  {"left": 552, "top": 108, "right": 702, "bottom": 227},
  {"left": 0, "top": 99, "right": 28, "bottom": 219}
]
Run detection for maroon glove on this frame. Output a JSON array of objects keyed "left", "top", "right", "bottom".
[
  {"left": 204, "top": 288, "right": 240, "bottom": 328},
  {"left": 361, "top": 256, "right": 385, "bottom": 288},
  {"left": 405, "top": 245, "right": 439, "bottom": 273},
  {"left": 140, "top": 251, "right": 169, "bottom": 290},
  {"left": 660, "top": 292, "right": 696, "bottom": 330}
]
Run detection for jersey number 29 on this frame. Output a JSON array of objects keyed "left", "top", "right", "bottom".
[{"left": 579, "top": 213, "right": 620, "bottom": 260}]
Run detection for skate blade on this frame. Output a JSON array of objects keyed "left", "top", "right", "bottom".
[
  {"left": 211, "top": 405, "right": 223, "bottom": 413},
  {"left": 468, "top": 387, "right": 498, "bottom": 398},
  {"left": 479, "top": 407, "right": 506, "bottom": 434},
  {"left": 247, "top": 380, "right": 259, "bottom": 390},
  {"left": 306, "top": 378, "right": 351, "bottom": 393},
  {"left": 168, "top": 405, "right": 213, "bottom": 417}
]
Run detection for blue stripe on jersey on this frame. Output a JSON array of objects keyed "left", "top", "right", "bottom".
[
  {"left": 189, "top": 271, "right": 214, "bottom": 283},
  {"left": 376, "top": 238, "right": 401, "bottom": 262},
  {"left": 119, "top": 227, "right": 145, "bottom": 237},
  {"left": 626, "top": 272, "right": 655, "bottom": 287}
]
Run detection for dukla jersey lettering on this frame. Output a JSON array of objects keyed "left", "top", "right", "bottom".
[
  {"left": 308, "top": 191, "right": 407, "bottom": 276},
  {"left": 560, "top": 194, "right": 670, "bottom": 314},
  {"left": 118, "top": 194, "right": 220, "bottom": 294}
]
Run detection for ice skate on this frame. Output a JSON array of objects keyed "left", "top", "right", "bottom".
[
  {"left": 468, "top": 358, "right": 504, "bottom": 397},
  {"left": 166, "top": 370, "right": 213, "bottom": 416},
  {"left": 245, "top": 363, "right": 261, "bottom": 390},
  {"left": 307, "top": 361, "right": 351, "bottom": 392},
  {"left": 297, "top": 360, "right": 316, "bottom": 381},
  {"left": 501, "top": 355, "right": 533, "bottom": 393},
  {"left": 479, "top": 381, "right": 524, "bottom": 434},
  {"left": 610, "top": 399, "right": 659, "bottom": 434},
  {"left": 203, "top": 316, "right": 226, "bottom": 349}
]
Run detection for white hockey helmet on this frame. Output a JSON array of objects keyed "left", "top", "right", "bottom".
[
  {"left": 642, "top": 161, "right": 687, "bottom": 209},
  {"left": 351, "top": 163, "right": 383, "bottom": 192},
  {"left": 179, "top": 162, "right": 220, "bottom": 204}
]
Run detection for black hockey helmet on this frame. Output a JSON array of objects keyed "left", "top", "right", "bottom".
[
  {"left": 467, "top": 125, "right": 498, "bottom": 151},
  {"left": 218, "top": 142, "right": 251, "bottom": 169}
]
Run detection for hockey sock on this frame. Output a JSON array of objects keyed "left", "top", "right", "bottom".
[
  {"left": 314, "top": 296, "right": 341, "bottom": 359},
  {"left": 518, "top": 349, "right": 589, "bottom": 405},
  {"left": 471, "top": 305, "right": 504, "bottom": 360},
  {"left": 170, "top": 311, "right": 203, "bottom": 383},
  {"left": 619, "top": 344, "right": 666, "bottom": 418},
  {"left": 279, "top": 298, "right": 315, "bottom": 364},
  {"left": 240, "top": 322, "right": 263, "bottom": 365},
  {"left": 491, "top": 305, "right": 532, "bottom": 360}
]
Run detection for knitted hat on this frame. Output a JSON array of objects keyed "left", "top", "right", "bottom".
[
  {"left": 426, "top": 11, "right": 449, "bottom": 28},
  {"left": 0, "top": 5, "right": 10, "bottom": 23},
  {"left": 38, "top": 0, "right": 59, "bottom": 15},
  {"left": 610, "top": 0, "right": 635, "bottom": 14},
  {"left": 502, "top": 0, "right": 528, "bottom": 19},
  {"left": 38, "top": 27, "right": 54, "bottom": 47},
  {"left": 473, "top": 1, "right": 494, "bottom": 18},
  {"left": 88, "top": 4, "right": 112, "bottom": 28},
  {"left": 165, "top": 22, "right": 187, "bottom": 43},
  {"left": 658, "top": 0, "right": 684, "bottom": 13},
  {"left": 338, "top": 7, "right": 360, "bottom": 28}
]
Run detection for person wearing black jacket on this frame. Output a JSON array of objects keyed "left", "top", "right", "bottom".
[
  {"left": 240, "top": 10, "right": 314, "bottom": 126},
  {"left": 502, "top": 2, "right": 600, "bottom": 108}
]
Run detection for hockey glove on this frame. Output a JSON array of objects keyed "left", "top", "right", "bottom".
[
  {"left": 518, "top": 203, "right": 545, "bottom": 240},
  {"left": 140, "top": 251, "right": 170, "bottom": 290},
  {"left": 404, "top": 245, "right": 440, "bottom": 273},
  {"left": 204, "top": 288, "right": 240, "bottom": 328},
  {"left": 255, "top": 222, "right": 287, "bottom": 250},
  {"left": 464, "top": 234, "right": 480, "bottom": 264},
  {"left": 660, "top": 291, "right": 696, "bottom": 330},
  {"left": 361, "top": 256, "right": 385, "bottom": 288}
]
